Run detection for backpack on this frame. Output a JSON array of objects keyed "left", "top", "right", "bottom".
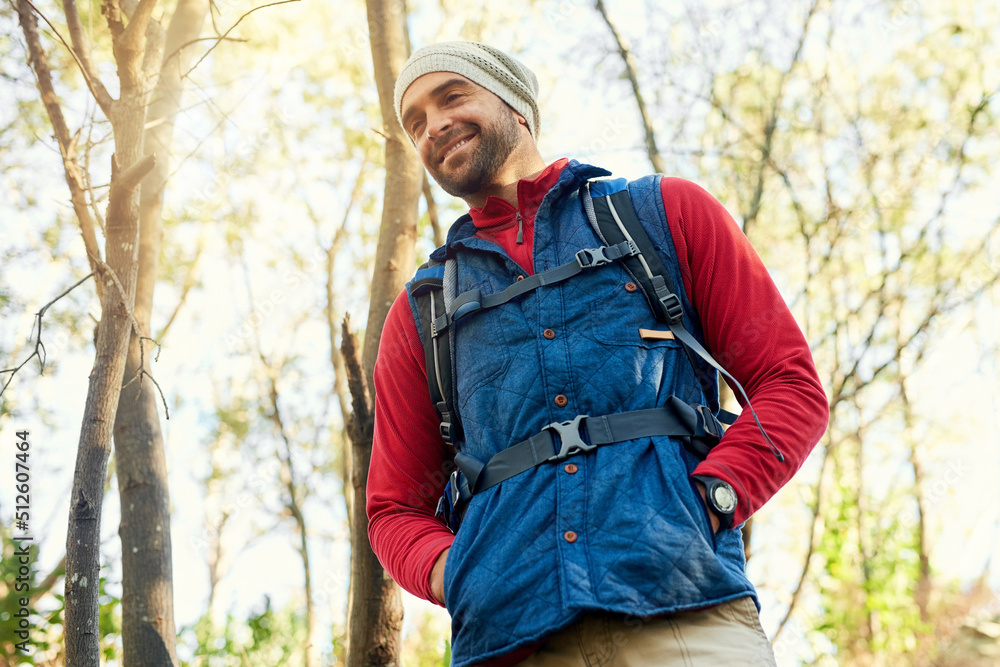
[{"left": 408, "top": 179, "right": 784, "bottom": 531}]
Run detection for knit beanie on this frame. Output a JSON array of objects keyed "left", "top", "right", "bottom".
[{"left": 394, "top": 41, "right": 540, "bottom": 137}]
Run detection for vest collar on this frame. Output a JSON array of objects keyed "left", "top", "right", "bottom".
[{"left": 430, "top": 159, "right": 612, "bottom": 262}]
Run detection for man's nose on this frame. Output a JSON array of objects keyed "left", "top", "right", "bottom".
[{"left": 425, "top": 108, "right": 452, "bottom": 140}]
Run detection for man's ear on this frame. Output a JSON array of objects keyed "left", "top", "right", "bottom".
[{"left": 514, "top": 110, "right": 528, "bottom": 128}]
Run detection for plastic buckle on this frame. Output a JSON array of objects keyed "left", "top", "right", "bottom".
[
  {"left": 659, "top": 292, "right": 684, "bottom": 323},
  {"left": 544, "top": 415, "right": 594, "bottom": 461},
  {"left": 576, "top": 247, "right": 613, "bottom": 268}
]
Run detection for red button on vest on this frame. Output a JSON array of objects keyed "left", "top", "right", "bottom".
[
  {"left": 625, "top": 282, "right": 638, "bottom": 292},
  {"left": 543, "top": 328, "right": 556, "bottom": 340},
  {"left": 554, "top": 394, "right": 568, "bottom": 407},
  {"left": 564, "top": 531, "right": 578, "bottom": 543},
  {"left": 564, "top": 463, "right": 578, "bottom": 474}
]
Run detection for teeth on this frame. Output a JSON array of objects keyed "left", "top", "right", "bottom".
[{"left": 445, "top": 138, "right": 469, "bottom": 159}]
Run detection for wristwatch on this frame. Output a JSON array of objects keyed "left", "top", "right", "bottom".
[{"left": 693, "top": 475, "right": 737, "bottom": 531}]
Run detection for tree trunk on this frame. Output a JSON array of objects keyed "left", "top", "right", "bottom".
[
  {"left": 18, "top": 0, "right": 164, "bottom": 661},
  {"left": 343, "top": 319, "right": 403, "bottom": 667},
  {"left": 112, "top": 1, "right": 207, "bottom": 664},
  {"left": 65, "top": 83, "right": 152, "bottom": 667},
  {"left": 342, "top": 2, "right": 420, "bottom": 665},
  {"left": 361, "top": 0, "right": 421, "bottom": 390}
]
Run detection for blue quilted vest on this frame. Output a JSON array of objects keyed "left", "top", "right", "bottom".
[{"left": 406, "top": 160, "right": 757, "bottom": 666}]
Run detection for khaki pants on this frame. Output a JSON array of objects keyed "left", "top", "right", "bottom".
[{"left": 516, "top": 597, "right": 777, "bottom": 667}]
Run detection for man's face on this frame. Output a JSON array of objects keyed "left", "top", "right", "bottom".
[{"left": 400, "top": 72, "right": 525, "bottom": 200}]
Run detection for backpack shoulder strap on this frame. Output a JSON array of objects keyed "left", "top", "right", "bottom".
[
  {"left": 584, "top": 180, "right": 784, "bottom": 461},
  {"left": 410, "top": 259, "right": 463, "bottom": 445}
]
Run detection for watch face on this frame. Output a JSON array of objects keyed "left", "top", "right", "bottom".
[{"left": 712, "top": 484, "right": 737, "bottom": 513}]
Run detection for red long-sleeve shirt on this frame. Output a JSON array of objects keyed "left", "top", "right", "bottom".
[{"left": 368, "top": 159, "right": 829, "bottom": 615}]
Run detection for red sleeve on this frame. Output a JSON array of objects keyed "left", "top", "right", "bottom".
[
  {"left": 367, "top": 289, "right": 454, "bottom": 606},
  {"left": 660, "top": 177, "right": 829, "bottom": 525}
]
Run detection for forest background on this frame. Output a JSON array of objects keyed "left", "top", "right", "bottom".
[{"left": 1, "top": 0, "right": 999, "bottom": 665}]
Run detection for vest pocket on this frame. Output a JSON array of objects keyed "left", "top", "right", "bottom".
[{"left": 586, "top": 301, "right": 683, "bottom": 350}]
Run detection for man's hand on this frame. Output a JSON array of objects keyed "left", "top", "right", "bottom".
[
  {"left": 694, "top": 480, "right": 721, "bottom": 534},
  {"left": 431, "top": 547, "right": 450, "bottom": 605}
]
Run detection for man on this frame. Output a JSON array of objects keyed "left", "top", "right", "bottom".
[{"left": 367, "top": 41, "right": 828, "bottom": 666}]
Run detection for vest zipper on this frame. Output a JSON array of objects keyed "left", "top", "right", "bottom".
[{"left": 516, "top": 211, "right": 524, "bottom": 244}]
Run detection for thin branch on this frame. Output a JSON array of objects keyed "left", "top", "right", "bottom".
[
  {"left": 21, "top": 0, "right": 114, "bottom": 114},
  {"left": 17, "top": 0, "right": 105, "bottom": 287},
  {"left": 772, "top": 439, "right": 832, "bottom": 642},
  {"left": 96, "top": 260, "right": 168, "bottom": 421},
  {"left": 163, "top": 34, "right": 248, "bottom": 66},
  {"left": 182, "top": 0, "right": 301, "bottom": 79},
  {"left": 0, "top": 273, "right": 94, "bottom": 398},
  {"left": 155, "top": 238, "right": 204, "bottom": 342},
  {"left": 743, "top": 0, "right": 820, "bottom": 236},
  {"left": 116, "top": 153, "right": 157, "bottom": 193},
  {"left": 60, "top": 0, "right": 114, "bottom": 113},
  {"left": 595, "top": 0, "right": 665, "bottom": 174}
]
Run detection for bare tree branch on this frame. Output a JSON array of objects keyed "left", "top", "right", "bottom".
[
  {"left": 743, "top": 0, "right": 820, "bottom": 236},
  {"left": 20, "top": 0, "right": 115, "bottom": 114},
  {"left": 17, "top": 0, "right": 106, "bottom": 294},
  {"left": 772, "top": 439, "right": 832, "bottom": 643},
  {"left": 155, "top": 237, "right": 205, "bottom": 342},
  {"left": 116, "top": 152, "right": 156, "bottom": 193},
  {"left": 0, "top": 273, "right": 94, "bottom": 398},
  {"left": 595, "top": 0, "right": 665, "bottom": 174},
  {"left": 60, "top": 0, "right": 115, "bottom": 113},
  {"left": 182, "top": 0, "right": 301, "bottom": 79}
]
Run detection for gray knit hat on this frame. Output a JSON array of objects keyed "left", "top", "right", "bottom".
[{"left": 394, "top": 41, "right": 540, "bottom": 136}]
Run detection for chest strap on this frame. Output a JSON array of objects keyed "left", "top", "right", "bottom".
[
  {"left": 430, "top": 239, "right": 638, "bottom": 338},
  {"left": 457, "top": 396, "right": 728, "bottom": 495},
  {"left": 436, "top": 396, "right": 730, "bottom": 532}
]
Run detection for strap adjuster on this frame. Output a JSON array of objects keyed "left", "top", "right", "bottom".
[
  {"left": 659, "top": 292, "right": 684, "bottom": 323},
  {"left": 439, "top": 422, "right": 454, "bottom": 442},
  {"left": 544, "top": 415, "right": 594, "bottom": 461}
]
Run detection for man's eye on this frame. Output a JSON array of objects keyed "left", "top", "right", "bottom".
[
  {"left": 410, "top": 121, "right": 424, "bottom": 135},
  {"left": 445, "top": 93, "right": 462, "bottom": 104}
]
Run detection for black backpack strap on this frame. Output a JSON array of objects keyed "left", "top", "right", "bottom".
[
  {"left": 463, "top": 397, "right": 726, "bottom": 494},
  {"left": 584, "top": 181, "right": 784, "bottom": 462},
  {"left": 430, "top": 240, "right": 638, "bottom": 338},
  {"left": 411, "top": 238, "right": 642, "bottom": 446},
  {"left": 410, "top": 260, "right": 462, "bottom": 444}
]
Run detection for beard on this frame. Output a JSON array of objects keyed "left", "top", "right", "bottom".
[{"left": 428, "top": 109, "right": 522, "bottom": 200}]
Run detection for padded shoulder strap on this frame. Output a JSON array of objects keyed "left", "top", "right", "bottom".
[
  {"left": 411, "top": 260, "right": 462, "bottom": 444},
  {"left": 585, "top": 181, "right": 784, "bottom": 461}
]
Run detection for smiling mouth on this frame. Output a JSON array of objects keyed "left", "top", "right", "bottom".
[{"left": 439, "top": 134, "right": 475, "bottom": 164}]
